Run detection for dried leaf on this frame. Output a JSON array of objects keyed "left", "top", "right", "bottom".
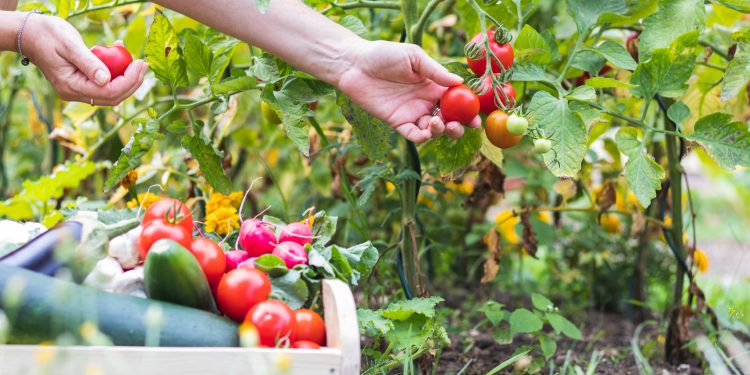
[
  {"left": 520, "top": 209, "right": 538, "bottom": 258},
  {"left": 598, "top": 181, "right": 617, "bottom": 211},
  {"left": 553, "top": 179, "right": 577, "bottom": 201},
  {"left": 481, "top": 228, "right": 501, "bottom": 284},
  {"left": 466, "top": 157, "right": 505, "bottom": 208}
]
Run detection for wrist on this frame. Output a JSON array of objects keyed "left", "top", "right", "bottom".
[
  {"left": 0, "top": 11, "right": 25, "bottom": 52},
  {"left": 320, "top": 35, "right": 369, "bottom": 88}
]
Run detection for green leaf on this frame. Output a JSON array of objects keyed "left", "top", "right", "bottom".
[
  {"left": 513, "top": 25, "right": 552, "bottom": 65},
  {"left": 280, "top": 114, "right": 310, "bottom": 157},
  {"left": 269, "top": 269, "right": 309, "bottom": 309},
  {"left": 357, "top": 308, "right": 393, "bottom": 336},
  {"left": 381, "top": 296, "right": 444, "bottom": 321},
  {"left": 539, "top": 335, "right": 557, "bottom": 360},
  {"left": 687, "top": 113, "right": 750, "bottom": 169},
  {"left": 105, "top": 119, "right": 159, "bottom": 190},
  {"left": 715, "top": 0, "right": 750, "bottom": 12},
  {"left": 444, "top": 62, "right": 475, "bottom": 82},
  {"left": 721, "top": 43, "right": 750, "bottom": 101},
  {"left": 430, "top": 128, "right": 482, "bottom": 175},
  {"left": 337, "top": 92, "right": 394, "bottom": 162},
  {"left": 546, "top": 313, "right": 583, "bottom": 340},
  {"left": 509, "top": 308, "right": 544, "bottom": 335},
  {"left": 638, "top": 0, "right": 706, "bottom": 61},
  {"left": 211, "top": 75, "right": 257, "bottom": 94},
  {"left": 251, "top": 54, "right": 281, "bottom": 83},
  {"left": 667, "top": 102, "right": 691, "bottom": 126},
  {"left": 528, "top": 91, "right": 588, "bottom": 177},
  {"left": 479, "top": 301, "right": 506, "bottom": 326},
  {"left": 63, "top": 102, "right": 97, "bottom": 127},
  {"left": 254, "top": 254, "right": 289, "bottom": 277},
  {"left": 512, "top": 63, "right": 556, "bottom": 86},
  {"left": 181, "top": 134, "right": 233, "bottom": 194},
  {"left": 567, "top": 0, "right": 627, "bottom": 34},
  {"left": 480, "top": 130, "right": 504, "bottom": 168},
  {"left": 183, "top": 31, "right": 212, "bottom": 78},
  {"left": 630, "top": 41, "right": 696, "bottom": 99},
  {"left": 57, "top": 0, "right": 72, "bottom": 18},
  {"left": 339, "top": 15, "right": 368, "bottom": 35},
  {"left": 571, "top": 50, "right": 606, "bottom": 75},
  {"left": 311, "top": 211, "right": 337, "bottom": 245},
  {"left": 486, "top": 350, "right": 533, "bottom": 375},
  {"left": 145, "top": 10, "right": 188, "bottom": 88},
  {"left": 566, "top": 86, "right": 596, "bottom": 101},
  {"left": 585, "top": 77, "right": 636, "bottom": 89},
  {"left": 531, "top": 293, "right": 554, "bottom": 311},
  {"left": 616, "top": 128, "right": 665, "bottom": 207},
  {"left": 593, "top": 40, "right": 637, "bottom": 70}
]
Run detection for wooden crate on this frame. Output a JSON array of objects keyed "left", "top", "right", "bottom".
[{"left": 0, "top": 279, "right": 360, "bottom": 375}]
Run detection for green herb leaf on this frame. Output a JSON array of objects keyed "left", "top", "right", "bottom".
[
  {"left": 211, "top": 75, "right": 257, "bottom": 95},
  {"left": 585, "top": 77, "right": 636, "bottom": 89},
  {"left": 539, "top": 335, "right": 557, "bottom": 360},
  {"left": 357, "top": 308, "right": 394, "bottom": 336},
  {"left": 531, "top": 293, "right": 554, "bottom": 311},
  {"left": 547, "top": 313, "right": 583, "bottom": 340},
  {"left": 269, "top": 269, "right": 309, "bottom": 309},
  {"left": 381, "top": 296, "right": 444, "bottom": 320},
  {"left": 254, "top": 254, "right": 289, "bottom": 277},
  {"left": 479, "top": 301, "right": 507, "bottom": 326},
  {"left": 339, "top": 15, "right": 368, "bottom": 35},
  {"left": 183, "top": 31, "right": 212, "bottom": 78},
  {"left": 667, "top": 102, "right": 691, "bottom": 126},
  {"left": 509, "top": 308, "right": 544, "bottom": 335}
]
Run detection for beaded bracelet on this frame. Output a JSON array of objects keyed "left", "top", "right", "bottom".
[{"left": 17, "top": 10, "right": 41, "bottom": 66}]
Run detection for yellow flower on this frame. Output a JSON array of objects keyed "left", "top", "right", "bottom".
[
  {"left": 495, "top": 210, "right": 520, "bottom": 244},
  {"left": 206, "top": 191, "right": 244, "bottom": 212},
  {"left": 445, "top": 181, "right": 474, "bottom": 195},
  {"left": 538, "top": 212, "right": 553, "bottom": 225},
  {"left": 126, "top": 193, "right": 162, "bottom": 209},
  {"left": 385, "top": 181, "right": 396, "bottom": 192},
  {"left": 266, "top": 148, "right": 280, "bottom": 168},
  {"left": 601, "top": 214, "right": 622, "bottom": 234},
  {"left": 693, "top": 249, "right": 709, "bottom": 273},
  {"left": 205, "top": 206, "right": 240, "bottom": 235}
]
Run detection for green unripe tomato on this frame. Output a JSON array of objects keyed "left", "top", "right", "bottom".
[
  {"left": 506, "top": 113, "right": 528, "bottom": 136},
  {"left": 534, "top": 139, "right": 552, "bottom": 154}
]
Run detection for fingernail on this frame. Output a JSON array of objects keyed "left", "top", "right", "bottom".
[
  {"left": 95, "top": 69, "right": 110, "bottom": 85},
  {"left": 451, "top": 73, "right": 464, "bottom": 82}
]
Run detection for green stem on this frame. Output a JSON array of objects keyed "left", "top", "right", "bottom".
[
  {"left": 329, "top": 0, "right": 400, "bottom": 11},
  {"left": 583, "top": 100, "right": 682, "bottom": 138},
  {"left": 308, "top": 116, "right": 329, "bottom": 147},
  {"left": 67, "top": 0, "right": 146, "bottom": 18},
  {"left": 557, "top": 31, "right": 588, "bottom": 85},
  {"left": 698, "top": 40, "right": 729, "bottom": 60},
  {"left": 0, "top": 84, "right": 19, "bottom": 196},
  {"left": 514, "top": 0, "right": 523, "bottom": 34},
  {"left": 412, "top": 0, "right": 445, "bottom": 45},
  {"left": 697, "top": 61, "right": 726, "bottom": 72}
]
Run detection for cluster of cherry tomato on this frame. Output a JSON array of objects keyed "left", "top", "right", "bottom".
[{"left": 136, "top": 198, "right": 325, "bottom": 349}]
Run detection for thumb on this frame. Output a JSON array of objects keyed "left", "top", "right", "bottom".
[
  {"left": 65, "top": 41, "right": 111, "bottom": 86},
  {"left": 413, "top": 48, "right": 463, "bottom": 87}
]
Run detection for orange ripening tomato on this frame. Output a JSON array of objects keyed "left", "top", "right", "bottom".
[{"left": 485, "top": 110, "right": 522, "bottom": 149}]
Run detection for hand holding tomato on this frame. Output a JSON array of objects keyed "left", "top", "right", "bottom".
[{"left": 91, "top": 43, "right": 133, "bottom": 79}]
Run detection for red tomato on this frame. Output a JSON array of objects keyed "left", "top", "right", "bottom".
[
  {"left": 188, "top": 238, "right": 227, "bottom": 286},
  {"left": 142, "top": 198, "right": 193, "bottom": 235},
  {"left": 466, "top": 30, "right": 514, "bottom": 76},
  {"left": 245, "top": 300, "right": 297, "bottom": 346},
  {"left": 294, "top": 309, "right": 326, "bottom": 346},
  {"left": 292, "top": 340, "right": 321, "bottom": 349},
  {"left": 476, "top": 75, "right": 516, "bottom": 115},
  {"left": 440, "top": 85, "right": 480, "bottom": 124},
  {"left": 91, "top": 45, "right": 133, "bottom": 79},
  {"left": 137, "top": 220, "right": 192, "bottom": 259},
  {"left": 217, "top": 269, "right": 271, "bottom": 322}
]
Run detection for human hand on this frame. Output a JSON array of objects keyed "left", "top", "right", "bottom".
[
  {"left": 21, "top": 13, "right": 147, "bottom": 106},
  {"left": 336, "top": 40, "right": 481, "bottom": 143}
]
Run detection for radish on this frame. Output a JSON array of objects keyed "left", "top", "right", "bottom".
[
  {"left": 225, "top": 250, "right": 250, "bottom": 272},
  {"left": 278, "top": 222, "right": 313, "bottom": 246},
  {"left": 238, "top": 257, "right": 257, "bottom": 270},
  {"left": 238, "top": 219, "right": 277, "bottom": 257},
  {"left": 272, "top": 242, "right": 308, "bottom": 269}
]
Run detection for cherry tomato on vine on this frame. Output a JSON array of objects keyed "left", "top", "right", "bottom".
[
  {"left": 506, "top": 113, "right": 528, "bottom": 136},
  {"left": 188, "top": 238, "right": 227, "bottom": 286},
  {"left": 217, "top": 268, "right": 272, "bottom": 322},
  {"left": 142, "top": 198, "right": 194, "bottom": 235},
  {"left": 245, "top": 300, "right": 297, "bottom": 346},
  {"left": 91, "top": 45, "right": 133, "bottom": 79},
  {"left": 485, "top": 110, "right": 522, "bottom": 149},
  {"left": 440, "top": 85, "right": 479, "bottom": 124},
  {"left": 137, "top": 220, "right": 192, "bottom": 259},
  {"left": 292, "top": 340, "right": 321, "bottom": 349},
  {"left": 534, "top": 139, "right": 552, "bottom": 154},
  {"left": 476, "top": 75, "right": 516, "bottom": 115},
  {"left": 294, "top": 309, "right": 326, "bottom": 346},
  {"left": 466, "top": 30, "right": 514, "bottom": 76},
  {"left": 626, "top": 32, "right": 639, "bottom": 61}
]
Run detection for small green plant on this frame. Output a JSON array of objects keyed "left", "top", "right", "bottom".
[{"left": 478, "top": 293, "right": 583, "bottom": 372}]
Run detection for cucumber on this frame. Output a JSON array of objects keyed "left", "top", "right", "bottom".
[
  {"left": 0, "top": 263, "right": 238, "bottom": 347},
  {"left": 144, "top": 239, "right": 218, "bottom": 313}
]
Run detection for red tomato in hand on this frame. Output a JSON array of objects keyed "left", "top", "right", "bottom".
[
  {"left": 294, "top": 309, "right": 326, "bottom": 346},
  {"left": 137, "top": 220, "right": 192, "bottom": 259},
  {"left": 292, "top": 340, "right": 321, "bottom": 349},
  {"left": 440, "top": 85, "right": 479, "bottom": 124},
  {"left": 245, "top": 300, "right": 296, "bottom": 346},
  {"left": 476, "top": 75, "right": 516, "bottom": 115},
  {"left": 142, "top": 198, "right": 194, "bottom": 235},
  {"left": 466, "top": 30, "right": 514, "bottom": 76},
  {"left": 91, "top": 45, "right": 133, "bottom": 79},
  {"left": 217, "top": 269, "right": 271, "bottom": 322},
  {"left": 188, "top": 238, "right": 227, "bottom": 286}
]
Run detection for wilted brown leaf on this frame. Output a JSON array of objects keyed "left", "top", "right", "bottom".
[
  {"left": 520, "top": 209, "right": 538, "bottom": 258},
  {"left": 598, "top": 181, "right": 617, "bottom": 212},
  {"left": 481, "top": 228, "right": 501, "bottom": 284}
]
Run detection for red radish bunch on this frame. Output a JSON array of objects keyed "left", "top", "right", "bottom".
[
  {"left": 272, "top": 242, "right": 308, "bottom": 269},
  {"left": 239, "top": 219, "right": 277, "bottom": 257},
  {"left": 278, "top": 222, "right": 313, "bottom": 246},
  {"left": 224, "top": 250, "right": 250, "bottom": 272}
]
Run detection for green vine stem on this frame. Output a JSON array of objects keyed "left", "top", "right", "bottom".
[
  {"left": 326, "top": 0, "right": 400, "bottom": 13},
  {"left": 66, "top": 0, "right": 146, "bottom": 18}
]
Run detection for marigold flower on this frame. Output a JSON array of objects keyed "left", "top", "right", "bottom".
[
  {"left": 693, "top": 249, "right": 709, "bottom": 273},
  {"left": 126, "top": 193, "right": 162, "bottom": 209},
  {"left": 495, "top": 210, "right": 520, "bottom": 244},
  {"left": 205, "top": 206, "right": 240, "bottom": 235},
  {"left": 600, "top": 214, "right": 622, "bottom": 234}
]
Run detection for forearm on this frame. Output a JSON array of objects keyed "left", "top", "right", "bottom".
[
  {"left": 0, "top": 11, "right": 24, "bottom": 52},
  {"left": 153, "top": 0, "right": 363, "bottom": 86},
  {"left": 0, "top": 0, "right": 17, "bottom": 11}
]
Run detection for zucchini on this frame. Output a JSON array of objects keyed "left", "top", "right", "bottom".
[
  {"left": 0, "top": 263, "right": 238, "bottom": 347},
  {"left": 144, "top": 239, "right": 218, "bottom": 313}
]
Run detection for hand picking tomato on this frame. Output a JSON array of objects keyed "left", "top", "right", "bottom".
[
  {"left": 466, "top": 30, "right": 514, "bottom": 76},
  {"left": 217, "top": 268, "right": 271, "bottom": 322},
  {"left": 188, "top": 238, "right": 227, "bottom": 286},
  {"left": 440, "top": 85, "right": 480, "bottom": 124},
  {"left": 292, "top": 340, "right": 321, "bottom": 349},
  {"left": 137, "top": 220, "right": 192, "bottom": 260},
  {"left": 245, "top": 300, "right": 297, "bottom": 346},
  {"left": 294, "top": 309, "right": 326, "bottom": 346},
  {"left": 485, "top": 110, "right": 522, "bottom": 149},
  {"left": 91, "top": 45, "right": 133, "bottom": 79},
  {"left": 142, "top": 198, "right": 194, "bottom": 235},
  {"left": 476, "top": 75, "right": 516, "bottom": 115}
]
